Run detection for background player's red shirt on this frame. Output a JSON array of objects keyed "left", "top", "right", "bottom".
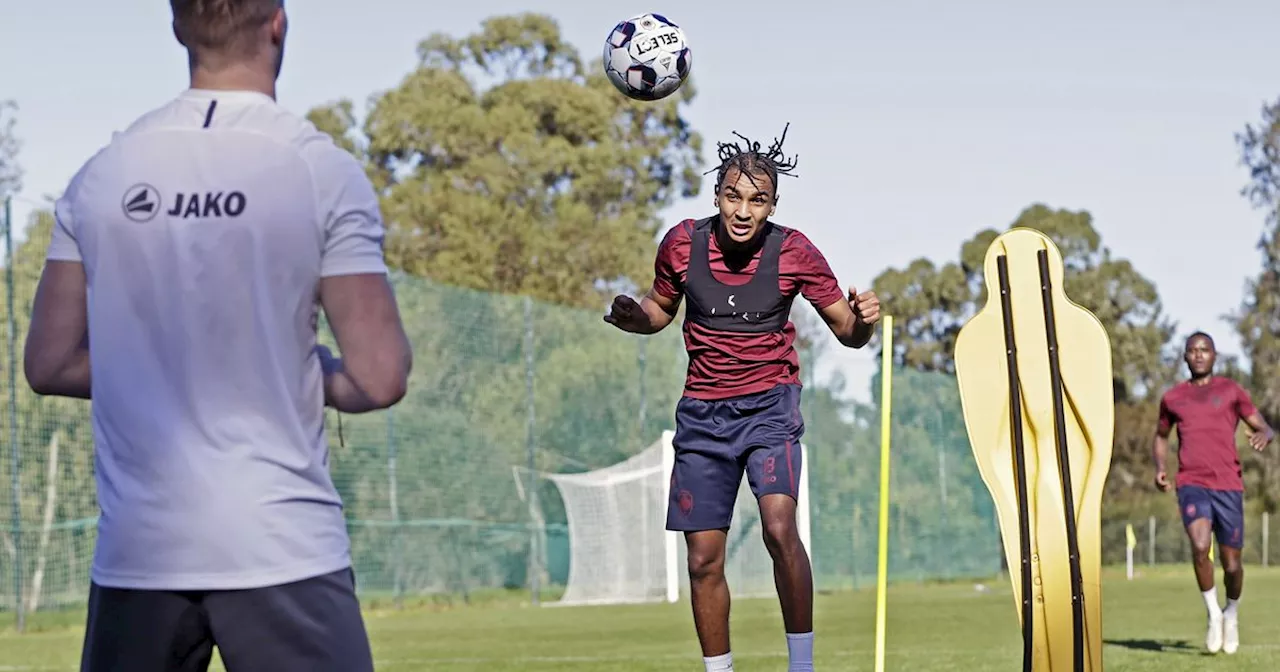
[
  {"left": 652, "top": 219, "right": 844, "bottom": 400},
  {"left": 1157, "top": 376, "right": 1259, "bottom": 491}
]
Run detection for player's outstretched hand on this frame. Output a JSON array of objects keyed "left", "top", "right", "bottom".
[
  {"left": 849, "top": 287, "right": 881, "bottom": 326},
  {"left": 1248, "top": 428, "right": 1273, "bottom": 452},
  {"left": 1154, "top": 470, "right": 1171, "bottom": 492},
  {"left": 603, "top": 294, "right": 648, "bottom": 333}
]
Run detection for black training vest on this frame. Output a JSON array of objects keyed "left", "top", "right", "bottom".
[{"left": 683, "top": 217, "right": 793, "bottom": 333}]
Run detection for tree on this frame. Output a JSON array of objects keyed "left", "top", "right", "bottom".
[
  {"left": 0, "top": 209, "right": 100, "bottom": 612},
  {"left": 870, "top": 203, "right": 1177, "bottom": 402},
  {"left": 1230, "top": 97, "right": 1280, "bottom": 512},
  {"left": 305, "top": 13, "right": 704, "bottom": 310},
  {"left": 0, "top": 99, "right": 20, "bottom": 198}
]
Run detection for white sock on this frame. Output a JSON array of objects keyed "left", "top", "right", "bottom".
[
  {"left": 703, "top": 652, "right": 733, "bottom": 672},
  {"left": 1203, "top": 587, "right": 1222, "bottom": 616},
  {"left": 1224, "top": 597, "right": 1240, "bottom": 618},
  {"left": 786, "top": 632, "right": 815, "bottom": 671}
]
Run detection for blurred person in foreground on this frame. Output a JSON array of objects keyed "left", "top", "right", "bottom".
[{"left": 23, "top": 1, "right": 411, "bottom": 670}]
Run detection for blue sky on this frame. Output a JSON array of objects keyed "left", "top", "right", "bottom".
[{"left": 3, "top": 0, "right": 1278, "bottom": 403}]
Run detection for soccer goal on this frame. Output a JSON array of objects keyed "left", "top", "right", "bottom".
[{"left": 541, "top": 431, "right": 811, "bottom": 607}]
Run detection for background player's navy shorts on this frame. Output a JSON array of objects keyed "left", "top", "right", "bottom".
[
  {"left": 79, "top": 567, "right": 373, "bottom": 672},
  {"left": 667, "top": 383, "right": 804, "bottom": 532},
  {"left": 1177, "top": 485, "right": 1245, "bottom": 549}
]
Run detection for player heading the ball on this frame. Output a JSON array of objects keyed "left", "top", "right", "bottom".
[{"left": 605, "top": 124, "right": 881, "bottom": 672}]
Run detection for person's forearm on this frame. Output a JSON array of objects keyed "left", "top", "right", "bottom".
[
  {"left": 829, "top": 307, "right": 875, "bottom": 349},
  {"left": 631, "top": 296, "right": 675, "bottom": 335},
  {"left": 27, "top": 347, "right": 91, "bottom": 399},
  {"left": 838, "top": 319, "right": 874, "bottom": 349},
  {"left": 321, "top": 353, "right": 405, "bottom": 414},
  {"left": 324, "top": 369, "right": 383, "bottom": 414},
  {"left": 1152, "top": 434, "right": 1168, "bottom": 473}
]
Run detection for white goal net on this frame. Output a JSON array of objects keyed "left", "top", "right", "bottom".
[{"left": 541, "top": 431, "right": 811, "bottom": 606}]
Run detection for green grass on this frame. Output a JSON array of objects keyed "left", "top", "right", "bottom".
[{"left": 2, "top": 565, "right": 1279, "bottom": 670}]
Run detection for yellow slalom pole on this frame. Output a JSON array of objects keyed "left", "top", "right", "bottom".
[{"left": 874, "top": 315, "right": 894, "bottom": 672}]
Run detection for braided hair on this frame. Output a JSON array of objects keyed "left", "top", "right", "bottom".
[{"left": 704, "top": 123, "right": 800, "bottom": 196}]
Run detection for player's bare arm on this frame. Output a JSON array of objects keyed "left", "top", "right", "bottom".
[
  {"left": 1152, "top": 419, "right": 1172, "bottom": 491},
  {"left": 1242, "top": 410, "right": 1274, "bottom": 452},
  {"left": 319, "top": 273, "right": 412, "bottom": 413},
  {"left": 604, "top": 286, "right": 680, "bottom": 335},
  {"left": 817, "top": 286, "right": 880, "bottom": 348},
  {"left": 24, "top": 260, "right": 91, "bottom": 399}
]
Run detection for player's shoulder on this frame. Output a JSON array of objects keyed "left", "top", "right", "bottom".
[
  {"left": 1161, "top": 380, "right": 1191, "bottom": 400},
  {"left": 767, "top": 221, "right": 815, "bottom": 249},
  {"left": 118, "top": 92, "right": 353, "bottom": 165},
  {"left": 659, "top": 218, "right": 700, "bottom": 248},
  {"left": 771, "top": 222, "right": 831, "bottom": 263},
  {"left": 1214, "top": 376, "right": 1251, "bottom": 396}
]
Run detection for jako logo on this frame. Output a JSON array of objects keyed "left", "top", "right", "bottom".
[
  {"left": 121, "top": 184, "right": 160, "bottom": 222},
  {"left": 167, "top": 191, "right": 247, "bottom": 219},
  {"left": 121, "top": 185, "right": 247, "bottom": 221}
]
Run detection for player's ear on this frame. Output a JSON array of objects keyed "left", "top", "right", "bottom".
[
  {"left": 270, "top": 7, "right": 287, "bottom": 46},
  {"left": 172, "top": 20, "right": 187, "bottom": 48}
]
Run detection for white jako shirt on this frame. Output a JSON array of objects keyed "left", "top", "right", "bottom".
[{"left": 46, "top": 89, "right": 388, "bottom": 591}]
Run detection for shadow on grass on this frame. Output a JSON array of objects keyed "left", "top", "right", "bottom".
[{"left": 1104, "top": 638, "right": 1203, "bottom": 655}]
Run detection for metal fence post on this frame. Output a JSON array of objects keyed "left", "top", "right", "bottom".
[
  {"left": 1263, "top": 511, "right": 1269, "bottom": 568},
  {"left": 523, "top": 296, "right": 539, "bottom": 605},
  {"left": 1147, "top": 516, "right": 1155, "bottom": 566},
  {"left": 4, "top": 196, "right": 22, "bottom": 631}
]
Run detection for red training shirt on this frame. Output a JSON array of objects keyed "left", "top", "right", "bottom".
[
  {"left": 1157, "top": 376, "right": 1259, "bottom": 491},
  {"left": 652, "top": 218, "right": 845, "bottom": 400}
]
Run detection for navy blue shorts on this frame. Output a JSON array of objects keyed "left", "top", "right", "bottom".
[
  {"left": 1177, "top": 485, "right": 1245, "bottom": 549},
  {"left": 79, "top": 567, "right": 373, "bottom": 672},
  {"left": 666, "top": 383, "right": 804, "bottom": 532}
]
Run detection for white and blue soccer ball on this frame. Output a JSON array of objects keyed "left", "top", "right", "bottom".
[{"left": 602, "top": 13, "right": 691, "bottom": 102}]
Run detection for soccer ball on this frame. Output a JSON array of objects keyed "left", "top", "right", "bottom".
[{"left": 602, "top": 13, "right": 691, "bottom": 102}]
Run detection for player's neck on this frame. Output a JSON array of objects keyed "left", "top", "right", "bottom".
[
  {"left": 1189, "top": 373, "right": 1214, "bottom": 386},
  {"left": 188, "top": 64, "right": 277, "bottom": 100},
  {"left": 713, "top": 220, "right": 768, "bottom": 263}
]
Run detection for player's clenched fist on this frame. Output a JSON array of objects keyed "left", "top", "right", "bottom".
[
  {"left": 603, "top": 294, "right": 648, "bottom": 333},
  {"left": 849, "top": 287, "right": 880, "bottom": 326}
]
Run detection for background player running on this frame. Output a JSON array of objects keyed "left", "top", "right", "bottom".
[
  {"left": 605, "top": 126, "right": 880, "bottom": 672},
  {"left": 1152, "top": 331, "right": 1273, "bottom": 655}
]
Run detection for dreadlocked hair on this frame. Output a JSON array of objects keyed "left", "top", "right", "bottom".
[{"left": 704, "top": 123, "right": 800, "bottom": 194}]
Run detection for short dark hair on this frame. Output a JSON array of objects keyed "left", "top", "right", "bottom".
[
  {"left": 704, "top": 123, "right": 799, "bottom": 196},
  {"left": 1186, "top": 331, "right": 1215, "bottom": 350},
  {"left": 170, "top": 0, "right": 280, "bottom": 55}
]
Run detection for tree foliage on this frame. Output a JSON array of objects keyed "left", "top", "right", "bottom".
[
  {"left": 1230, "top": 98, "right": 1280, "bottom": 513},
  {"left": 1233, "top": 98, "right": 1280, "bottom": 420},
  {"left": 0, "top": 99, "right": 20, "bottom": 198},
  {"left": 870, "top": 203, "right": 1177, "bottom": 401},
  {"left": 305, "top": 13, "right": 703, "bottom": 309}
]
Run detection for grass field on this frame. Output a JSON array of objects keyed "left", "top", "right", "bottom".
[{"left": 2, "top": 565, "right": 1279, "bottom": 670}]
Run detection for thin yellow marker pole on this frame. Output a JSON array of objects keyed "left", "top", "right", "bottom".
[{"left": 874, "top": 315, "right": 894, "bottom": 672}]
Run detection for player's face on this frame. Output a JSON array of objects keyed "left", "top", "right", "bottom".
[
  {"left": 1184, "top": 336, "right": 1215, "bottom": 377},
  {"left": 716, "top": 168, "right": 776, "bottom": 246}
]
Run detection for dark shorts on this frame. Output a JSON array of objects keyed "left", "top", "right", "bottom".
[
  {"left": 1177, "top": 485, "right": 1245, "bottom": 549},
  {"left": 666, "top": 383, "right": 804, "bottom": 532},
  {"left": 80, "top": 567, "right": 373, "bottom": 672}
]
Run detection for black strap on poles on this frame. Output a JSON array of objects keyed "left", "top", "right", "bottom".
[
  {"left": 1038, "top": 249, "right": 1085, "bottom": 671},
  {"left": 997, "top": 254, "right": 1034, "bottom": 672}
]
